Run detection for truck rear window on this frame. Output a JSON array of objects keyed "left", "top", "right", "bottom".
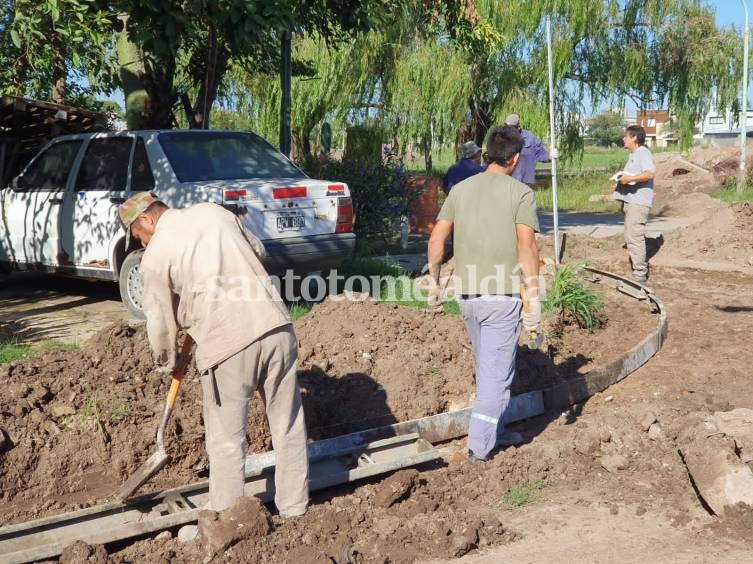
[{"left": 158, "top": 132, "right": 307, "bottom": 182}]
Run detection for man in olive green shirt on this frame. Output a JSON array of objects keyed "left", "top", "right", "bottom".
[{"left": 427, "top": 125, "right": 541, "bottom": 462}]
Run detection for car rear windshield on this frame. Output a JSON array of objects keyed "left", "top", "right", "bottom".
[{"left": 158, "top": 132, "right": 306, "bottom": 182}]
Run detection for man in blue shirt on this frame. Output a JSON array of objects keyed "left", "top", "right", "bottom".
[
  {"left": 505, "top": 114, "right": 552, "bottom": 186},
  {"left": 442, "top": 141, "right": 484, "bottom": 194}
]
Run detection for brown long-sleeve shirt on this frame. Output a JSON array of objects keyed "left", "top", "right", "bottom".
[{"left": 140, "top": 203, "right": 291, "bottom": 373}]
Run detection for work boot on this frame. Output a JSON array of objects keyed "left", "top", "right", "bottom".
[
  {"left": 498, "top": 431, "right": 525, "bottom": 447},
  {"left": 630, "top": 273, "right": 648, "bottom": 283},
  {"left": 467, "top": 450, "right": 490, "bottom": 464}
]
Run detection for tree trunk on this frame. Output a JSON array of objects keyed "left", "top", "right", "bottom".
[
  {"left": 192, "top": 27, "right": 231, "bottom": 130},
  {"left": 142, "top": 59, "right": 177, "bottom": 129},
  {"left": 116, "top": 16, "right": 149, "bottom": 130},
  {"left": 291, "top": 127, "right": 312, "bottom": 163},
  {"left": 422, "top": 136, "right": 432, "bottom": 175},
  {"left": 279, "top": 29, "right": 292, "bottom": 156},
  {"left": 51, "top": 31, "right": 66, "bottom": 104}
]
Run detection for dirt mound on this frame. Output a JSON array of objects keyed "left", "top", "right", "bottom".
[
  {"left": 656, "top": 194, "right": 753, "bottom": 268},
  {"left": 653, "top": 152, "right": 723, "bottom": 200},
  {"left": 0, "top": 290, "right": 654, "bottom": 531}
]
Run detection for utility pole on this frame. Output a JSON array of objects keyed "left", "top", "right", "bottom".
[
  {"left": 738, "top": 0, "right": 750, "bottom": 193},
  {"left": 546, "top": 16, "right": 561, "bottom": 266}
]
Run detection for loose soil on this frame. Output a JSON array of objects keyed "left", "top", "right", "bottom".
[{"left": 3, "top": 142, "right": 753, "bottom": 562}]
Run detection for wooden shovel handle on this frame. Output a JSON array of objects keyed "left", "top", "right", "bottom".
[{"left": 166, "top": 336, "right": 194, "bottom": 407}]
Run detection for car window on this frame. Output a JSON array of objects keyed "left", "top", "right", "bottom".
[
  {"left": 16, "top": 141, "right": 82, "bottom": 191},
  {"left": 75, "top": 137, "right": 132, "bottom": 191},
  {"left": 158, "top": 132, "right": 306, "bottom": 182},
  {"left": 130, "top": 138, "right": 155, "bottom": 191}
]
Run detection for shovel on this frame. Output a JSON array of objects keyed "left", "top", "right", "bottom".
[
  {"left": 114, "top": 336, "right": 194, "bottom": 502},
  {"left": 520, "top": 284, "right": 544, "bottom": 350}
]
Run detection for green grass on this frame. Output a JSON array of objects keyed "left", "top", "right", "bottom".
[
  {"left": 711, "top": 180, "right": 753, "bottom": 204},
  {"left": 533, "top": 173, "right": 620, "bottom": 213},
  {"left": 0, "top": 340, "right": 79, "bottom": 365},
  {"left": 287, "top": 258, "right": 462, "bottom": 318},
  {"left": 543, "top": 262, "right": 604, "bottom": 330},
  {"left": 503, "top": 479, "right": 546, "bottom": 508},
  {"left": 288, "top": 302, "right": 313, "bottom": 321}
]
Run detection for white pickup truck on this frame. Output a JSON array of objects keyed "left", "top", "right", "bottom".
[{"left": 0, "top": 130, "right": 356, "bottom": 317}]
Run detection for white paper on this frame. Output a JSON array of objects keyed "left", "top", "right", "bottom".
[{"left": 610, "top": 170, "right": 637, "bottom": 185}]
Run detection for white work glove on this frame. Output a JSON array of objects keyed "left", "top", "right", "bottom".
[
  {"left": 155, "top": 351, "right": 192, "bottom": 375},
  {"left": 550, "top": 148, "right": 559, "bottom": 160},
  {"left": 426, "top": 288, "right": 444, "bottom": 313},
  {"left": 522, "top": 300, "right": 542, "bottom": 332}
]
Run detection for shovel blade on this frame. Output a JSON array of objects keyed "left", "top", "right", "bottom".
[{"left": 113, "top": 450, "right": 170, "bottom": 502}]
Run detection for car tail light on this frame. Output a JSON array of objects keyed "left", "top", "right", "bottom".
[
  {"left": 273, "top": 186, "right": 307, "bottom": 199},
  {"left": 336, "top": 197, "right": 354, "bottom": 233},
  {"left": 327, "top": 184, "right": 346, "bottom": 196},
  {"left": 224, "top": 189, "right": 247, "bottom": 201}
]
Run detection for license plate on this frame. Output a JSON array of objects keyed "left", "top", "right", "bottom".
[{"left": 276, "top": 212, "right": 305, "bottom": 232}]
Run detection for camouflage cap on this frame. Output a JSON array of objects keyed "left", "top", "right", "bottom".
[{"left": 118, "top": 191, "right": 159, "bottom": 247}]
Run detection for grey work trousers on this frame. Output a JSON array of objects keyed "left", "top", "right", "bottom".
[
  {"left": 459, "top": 297, "right": 522, "bottom": 458},
  {"left": 201, "top": 325, "right": 309, "bottom": 515},
  {"left": 622, "top": 202, "right": 651, "bottom": 278}
]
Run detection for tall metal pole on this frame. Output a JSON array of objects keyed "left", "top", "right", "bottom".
[
  {"left": 546, "top": 16, "right": 561, "bottom": 265},
  {"left": 738, "top": 0, "right": 750, "bottom": 193}
]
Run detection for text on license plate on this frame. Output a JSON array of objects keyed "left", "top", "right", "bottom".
[{"left": 276, "top": 212, "right": 305, "bottom": 232}]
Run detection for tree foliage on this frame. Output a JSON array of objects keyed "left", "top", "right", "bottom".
[
  {"left": 0, "top": 0, "right": 743, "bottom": 158},
  {"left": 587, "top": 111, "right": 626, "bottom": 146},
  {"left": 2, "top": 0, "right": 116, "bottom": 104}
]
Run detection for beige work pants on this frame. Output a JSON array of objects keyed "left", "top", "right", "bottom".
[
  {"left": 200, "top": 325, "right": 309, "bottom": 516},
  {"left": 622, "top": 202, "right": 650, "bottom": 278}
]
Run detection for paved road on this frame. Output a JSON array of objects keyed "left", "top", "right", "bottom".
[{"left": 537, "top": 211, "right": 698, "bottom": 238}]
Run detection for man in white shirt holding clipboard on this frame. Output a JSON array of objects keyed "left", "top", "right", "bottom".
[{"left": 612, "top": 125, "right": 656, "bottom": 283}]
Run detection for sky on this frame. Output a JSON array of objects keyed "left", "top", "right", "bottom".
[{"left": 708, "top": 0, "right": 746, "bottom": 28}]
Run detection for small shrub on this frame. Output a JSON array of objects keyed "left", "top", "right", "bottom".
[
  {"left": 543, "top": 262, "right": 603, "bottom": 330},
  {"left": 503, "top": 479, "right": 545, "bottom": 508},
  {"left": 299, "top": 155, "right": 413, "bottom": 241}
]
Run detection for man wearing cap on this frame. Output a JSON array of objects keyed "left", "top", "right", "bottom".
[
  {"left": 118, "top": 193, "right": 309, "bottom": 518},
  {"left": 427, "top": 125, "right": 541, "bottom": 463},
  {"left": 505, "top": 114, "right": 554, "bottom": 186},
  {"left": 441, "top": 141, "right": 484, "bottom": 195}
]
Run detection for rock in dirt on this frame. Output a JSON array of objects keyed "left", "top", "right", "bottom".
[
  {"left": 49, "top": 403, "right": 76, "bottom": 418},
  {"left": 59, "top": 540, "right": 108, "bottom": 564},
  {"left": 647, "top": 423, "right": 666, "bottom": 441},
  {"left": 373, "top": 469, "right": 420, "bottom": 508},
  {"left": 198, "top": 496, "right": 271, "bottom": 555},
  {"left": 639, "top": 412, "right": 657, "bottom": 432},
  {"left": 679, "top": 414, "right": 753, "bottom": 515},
  {"left": 708, "top": 408, "right": 753, "bottom": 463},
  {"left": 601, "top": 454, "right": 629, "bottom": 473},
  {"left": 574, "top": 429, "right": 602, "bottom": 456}
]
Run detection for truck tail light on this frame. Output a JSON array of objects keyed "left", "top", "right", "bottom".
[
  {"left": 336, "top": 197, "right": 354, "bottom": 233},
  {"left": 273, "top": 186, "right": 307, "bottom": 199},
  {"left": 224, "top": 189, "right": 247, "bottom": 201},
  {"left": 327, "top": 184, "right": 346, "bottom": 196}
]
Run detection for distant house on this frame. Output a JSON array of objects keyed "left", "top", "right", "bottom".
[
  {"left": 634, "top": 109, "right": 677, "bottom": 148},
  {"left": 696, "top": 106, "right": 753, "bottom": 146}
]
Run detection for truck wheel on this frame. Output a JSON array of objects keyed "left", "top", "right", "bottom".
[{"left": 119, "top": 250, "right": 146, "bottom": 320}]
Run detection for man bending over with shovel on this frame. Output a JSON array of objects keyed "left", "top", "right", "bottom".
[
  {"left": 118, "top": 192, "right": 309, "bottom": 517},
  {"left": 427, "top": 125, "right": 541, "bottom": 463}
]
